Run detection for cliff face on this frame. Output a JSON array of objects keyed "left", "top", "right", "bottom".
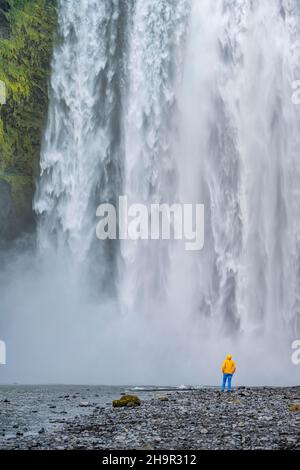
[
  {"left": 0, "top": 178, "right": 16, "bottom": 239},
  {"left": 0, "top": 0, "right": 57, "bottom": 240},
  {"left": 0, "top": 1, "right": 10, "bottom": 39}
]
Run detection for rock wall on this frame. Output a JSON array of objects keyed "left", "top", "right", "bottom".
[
  {"left": 0, "top": 178, "right": 16, "bottom": 239},
  {"left": 0, "top": 0, "right": 57, "bottom": 240},
  {"left": 0, "top": 1, "right": 10, "bottom": 39}
]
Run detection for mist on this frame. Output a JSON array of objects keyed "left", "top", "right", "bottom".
[
  {"left": 0, "top": 237, "right": 297, "bottom": 386},
  {"left": 1, "top": 0, "right": 300, "bottom": 387}
]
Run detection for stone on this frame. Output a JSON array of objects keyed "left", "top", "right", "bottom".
[
  {"left": 158, "top": 396, "right": 169, "bottom": 402},
  {"left": 288, "top": 403, "right": 300, "bottom": 412},
  {"left": 112, "top": 395, "right": 141, "bottom": 408},
  {"left": 1, "top": 387, "right": 299, "bottom": 450}
]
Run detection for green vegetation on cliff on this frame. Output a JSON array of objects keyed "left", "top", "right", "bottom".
[{"left": 0, "top": 0, "right": 56, "bottom": 227}]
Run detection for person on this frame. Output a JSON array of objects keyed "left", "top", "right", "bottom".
[{"left": 221, "top": 354, "right": 236, "bottom": 392}]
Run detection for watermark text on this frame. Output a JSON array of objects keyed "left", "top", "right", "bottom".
[
  {"left": 0, "top": 340, "right": 6, "bottom": 365},
  {"left": 291, "top": 340, "right": 300, "bottom": 365},
  {"left": 0, "top": 80, "right": 6, "bottom": 105},
  {"left": 96, "top": 196, "right": 204, "bottom": 251}
]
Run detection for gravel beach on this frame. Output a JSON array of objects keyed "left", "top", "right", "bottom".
[{"left": 0, "top": 386, "right": 299, "bottom": 450}]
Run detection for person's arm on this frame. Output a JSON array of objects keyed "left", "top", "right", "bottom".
[
  {"left": 232, "top": 362, "right": 236, "bottom": 374},
  {"left": 222, "top": 361, "right": 225, "bottom": 373}
]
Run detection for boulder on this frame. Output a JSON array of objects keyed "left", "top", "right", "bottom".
[
  {"left": 112, "top": 395, "right": 141, "bottom": 408},
  {"left": 158, "top": 395, "right": 169, "bottom": 402},
  {"left": 288, "top": 403, "right": 300, "bottom": 412}
]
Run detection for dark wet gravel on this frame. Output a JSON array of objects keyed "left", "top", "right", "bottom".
[{"left": 0, "top": 386, "right": 300, "bottom": 450}]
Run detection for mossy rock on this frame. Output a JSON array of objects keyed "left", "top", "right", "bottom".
[
  {"left": 112, "top": 395, "right": 141, "bottom": 408},
  {"left": 157, "top": 395, "right": 169, "bottom": 402},
  {"left": 288, "top": 403, "right": 300, "bottom": 412}
]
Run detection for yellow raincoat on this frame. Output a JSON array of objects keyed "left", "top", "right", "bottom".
[{"left": 222, "top": 354, "right": 236, "bottom": 374}]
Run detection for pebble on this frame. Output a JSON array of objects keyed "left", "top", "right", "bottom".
[{"left": 1, "top": 387, "right": 299, "bottom": 450}]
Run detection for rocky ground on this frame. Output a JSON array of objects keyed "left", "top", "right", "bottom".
[{"left": 0, "top": 387, "right": 299, "bottom": 450}]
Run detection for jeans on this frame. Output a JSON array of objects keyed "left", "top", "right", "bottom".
[{"left": 222, "top": 373, "right": 233, "bottom": 391}]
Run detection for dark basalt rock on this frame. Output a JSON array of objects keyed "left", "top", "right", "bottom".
[
  {"left": 0, "top": 179, "right": 17, "bottom": 240},
  {"left": 0, "top": 1, "right": 10, "bottom": 39}
]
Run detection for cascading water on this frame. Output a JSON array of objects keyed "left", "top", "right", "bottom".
[
  {"left": 168, "top": 0, "right": 300, "bottom": 343},
  {"left": 118, "top": 0, "right": 191, "bottom": 314},
  {"left": 34, "top": 0, "right": 131, "bottom": 289},
  {"left": 2, "top": 0, "right": 300, "bottom": 384}
]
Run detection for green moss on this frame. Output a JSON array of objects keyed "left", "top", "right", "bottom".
[
  {"left": 0, "top": 0, "right": 57, "bottom": 230},
  {"left": 112, "top": 395, "right": 141, "bottom": 408}
]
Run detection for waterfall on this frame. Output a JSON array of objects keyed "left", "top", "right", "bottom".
[
  {"left": 118, "top": 0, "right": 190, "bottom": 313},
  {"left": 29, "top": 0, "right": 300, "bottom": 383},
  {"left": 34, "top": 0, "right": 131, "bottom": 289},
  {"left": 169, "top": 0, "right": 300, "bottom": 341}
]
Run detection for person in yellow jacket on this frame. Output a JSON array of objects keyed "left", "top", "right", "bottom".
[{"left": 221, "top": 354, "right": 236, "bottom": 391}]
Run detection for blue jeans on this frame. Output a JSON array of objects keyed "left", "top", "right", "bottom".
[{"left": 222, "top": 373, "right": 233, "bottom": 391}]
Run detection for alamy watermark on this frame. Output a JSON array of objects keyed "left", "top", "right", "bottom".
[
  {"left": 291, "top": 340, "right": 300, "bottom": 366},
  {"left": 96, "top": 196, "right": 204, "bottom": 251},
  {"left": 0, "top": 80, "right": 6, "bottom": 105},
  {"left": 0, "top": 340, "right": 6, "bottom": 365}
]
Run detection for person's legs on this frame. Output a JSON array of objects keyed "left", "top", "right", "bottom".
[
  {"left": 222, "top": 374, "right": 227, "bottom": 391},
  {"left": 227, "top": 374, "right": 232, "bottom": 391}
]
